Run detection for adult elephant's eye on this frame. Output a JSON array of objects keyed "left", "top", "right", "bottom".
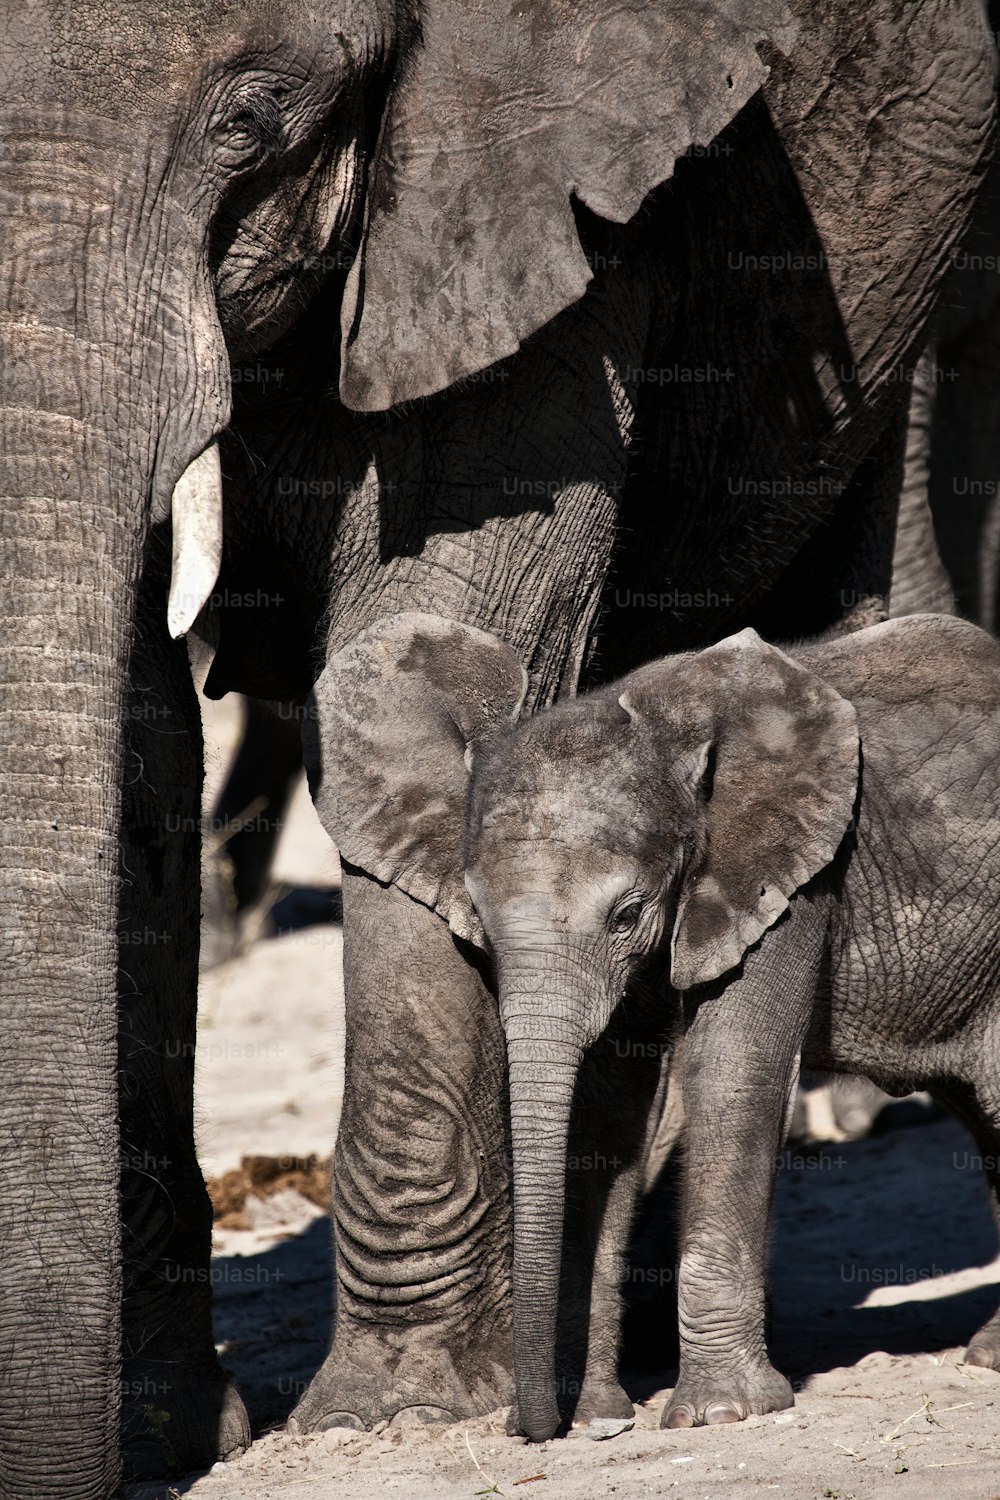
[
  {"left": 220, "top": 112, "right": 262, "bottom": 154},
  {"left": 611, "top": 900, "right": 644, "bottom": 934},
  {"left": 214, "top": 89, "right": 286, "bottom": 166}
]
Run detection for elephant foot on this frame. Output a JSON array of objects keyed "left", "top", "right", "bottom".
[
  {"left": 572, "top": 1378, "right": 635, "bottom": 1427},
  {"left": 503, "top": 1377, "right": 633, "bottom": 1437},
  {"left": 964, "top": 1313, "right": 1000, "bottom": 1372},
  {"left": 661, "top": 1361, "right": 793, "bottom": 1429},
  {"left": 122, "top": 1361, "right": 250, "bottom": 1479},
  {"left": 287, "top": 1336, "right": 512, "bottom": 1434}
]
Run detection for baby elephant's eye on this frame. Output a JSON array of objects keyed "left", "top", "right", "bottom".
[{"left": 611, "top": 900, "right": 644, "bottom": 934}]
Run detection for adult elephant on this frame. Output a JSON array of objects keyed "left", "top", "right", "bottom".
[{"left": 0, "top": 2, "right": 993, "bottom": 1497}]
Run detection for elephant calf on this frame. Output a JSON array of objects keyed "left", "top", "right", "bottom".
[{"left": 317, "top": 610, "right": 1000, "bottom": 1441}]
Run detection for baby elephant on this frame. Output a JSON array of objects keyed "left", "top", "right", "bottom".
[{"left": 314, "top": 610, "right": 1000, "bottom": 1441}]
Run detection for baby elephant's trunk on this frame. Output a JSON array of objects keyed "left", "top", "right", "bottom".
[{"left": 501, "top": 969, "right": 586, "bottom": 1441}]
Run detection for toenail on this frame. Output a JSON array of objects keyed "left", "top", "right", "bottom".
[
  {"left": 388, "top": 1405, "right": 456, "bottom": 1427},
  {"left": 316, "top": 1412, "right": 366, "bottom": 1433},
  {"left": 964, "top": 1346, "right": 995, "bottom": 1368},
  {"left": 705, "top": 1402, "right": 742, "bottom": 1425},
  {"left": 664, "top": 1405, "right": 696, "bottom": 1429}
]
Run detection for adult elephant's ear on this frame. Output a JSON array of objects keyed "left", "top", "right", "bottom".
[
  {"left": 339, "top": 0, "right": 798, "bottom": 411},
  {"left": 620, "top": 630, "right": 858, "bottom": 991},
  {"left": 309, "top": 613, "right": 529, "bottom": 945}
]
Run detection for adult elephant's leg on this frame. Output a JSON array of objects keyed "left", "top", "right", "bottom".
[
  {"left": 201, "top": 696, "right": 305, "bottom": 969},
  {"left": 926, "top": 133, "right": 1000, "bottom": 631},
  {"left": 751, "top": 388, "right": 913, "bottom": 643},
  {"left": 890, "top": 352, "right": 957, "bottom": 619},
  {"left": 290, "top": 868, "right": 513, "bottom": 1431},
  {"left": 118, "top": 558, "right": 250, "bottom": 1475}
]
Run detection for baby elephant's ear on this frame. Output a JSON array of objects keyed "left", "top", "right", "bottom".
[
  {"left": 621, "top": 629, "right": 859, "bottom": 990},
  {"left": 309, "top": 613, "right": 529, "bottom": 945}
]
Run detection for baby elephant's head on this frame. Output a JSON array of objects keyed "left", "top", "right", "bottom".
[
  {"left": 312, "top": 611, "right": 860, "bottom": 1440},
  {"left": 463, "top": 694, "right": 704, "bottom": 1046}
]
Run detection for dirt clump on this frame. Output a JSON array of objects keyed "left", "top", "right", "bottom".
[{"left": 206, "top": 1154, "right": 331, "bottom": 1229}]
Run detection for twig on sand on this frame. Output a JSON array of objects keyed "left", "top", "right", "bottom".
[
  {"left": 957, "top": 1361, "right": 994, "bottom": 1385},
  {"left": 458, "top": 1428, "right": 507, "bottom": 1498},
  {"left": 936, "top": 1351, "right": 995, "bottom": 1385},
  {"left": 883, "top": 1392, "right": 936, "bottom": 1442}
]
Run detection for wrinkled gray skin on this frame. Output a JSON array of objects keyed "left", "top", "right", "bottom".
[
  {"left": 922, "top": 149, "right": 1000, "bottom": 629},
  {"left": 892, "top": 0, "right": 1000, "bottom": 630},
  {"left": 0, "top": 0, "right": 996, "bottom": 1493},
  {"left": 323, "top": 610, "right": 1000, "bottom": 1442}
]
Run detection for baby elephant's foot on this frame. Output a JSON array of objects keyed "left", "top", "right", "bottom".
[
  {"left": 505, "top": 1378, "right": 633, "bottom": 1437},
  {"left": 662, "top": 1362, "right": 793, "bottom": 1429},
  {"left": 572, "top": 1378, "right": 635, "bottom": 1427},
  {"left": 965, "top": 1314, "right": 1000, "bottom": 1372}
]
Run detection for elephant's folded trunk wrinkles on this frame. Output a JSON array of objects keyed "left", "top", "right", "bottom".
[
  {"left": 503, "top": 985, "right": 585, "bottom": 1443},
  {"left": 0, "top": 149, "right": 188, "bottom": 1498}
]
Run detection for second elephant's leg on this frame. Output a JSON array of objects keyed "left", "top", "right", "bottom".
[
  {"left": 290, "top": 867, "right": 513, "bottom": 1432},
  {"left": 560, "top": 1012, "right": 668, "bottom": 1426},
  {"left": 563, "top": 1168, "right": 639, "bottom": 1426},
  {"left": 211, "top": 697, "right": 303, "bottom": 913},
  {"left": 662, "top": 902, "right": 825, "bottom": 1430},
  {"left": 933, "top": 1074, "right": 1000, "bottom": 1371}
]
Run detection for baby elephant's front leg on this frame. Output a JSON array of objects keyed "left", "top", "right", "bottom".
[{"left": 664, "top": 902, "right": 823, "bottom": 1429}]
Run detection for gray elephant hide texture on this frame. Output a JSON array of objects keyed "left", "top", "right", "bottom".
[
  {"left": 341, "top": 0, "right": 798, "bottom": 407},
  {"left": 318, "top": 607, "right": 1000, "bottom": 1043}
]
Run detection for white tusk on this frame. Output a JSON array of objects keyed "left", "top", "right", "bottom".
[{"left": 166, "top": 441, "right": 223, "bottom": 639}]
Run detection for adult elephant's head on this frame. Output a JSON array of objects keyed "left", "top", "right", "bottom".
[
  {"left": 0, "top": 3, "right": 802, "bottom": 1494},
  {"left": 1, "top": 0, "right": 801, "bottom": 635}
]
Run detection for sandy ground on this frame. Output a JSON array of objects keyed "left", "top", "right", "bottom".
[
  {"left": 194, "top": 687, "right": 344, "bottom": 1177},
  {"left": 126, "top": 691, "right": 1000, "bottom": 1500}
]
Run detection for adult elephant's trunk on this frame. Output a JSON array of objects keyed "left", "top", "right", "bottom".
[
  {"left": 0, "top": 373, "right": 144, "bottom": 1500},
  {"left": 0, "top": 132, "right": 226, "bottom": 1499},
  {"left": 501, "top": 960, "right": 587, "bottom": 1443}
]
